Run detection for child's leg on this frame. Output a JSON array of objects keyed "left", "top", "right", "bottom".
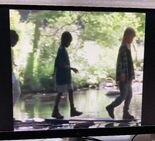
[
  {"left": 106, "top": 81, "right": 128, "bottom": 119},
  {"left": 53, "top": 93, "right": 62, "bottom": 110},
  {"left": 68, "top": 89, "right": 82, "bottom": 117},
  {"left": 52, "top": 93, "right": 64, "bottom": 119},
  {"left": 123, "top": 81, "right": 134, "bottom": 119},
  {"left": 68, "top": 89, "right": 74, "bottom": 109}
]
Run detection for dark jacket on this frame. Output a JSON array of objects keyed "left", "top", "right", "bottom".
[
  {"left": 116, "top": 44, "right": 135, "bottom": 82},
  {"left": 54, "top": 46, "right": 71, "bottom": 85}
]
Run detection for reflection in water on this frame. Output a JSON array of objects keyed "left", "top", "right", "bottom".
[{"left": 14, "top": 89, "right": 142, "bottom": 121}]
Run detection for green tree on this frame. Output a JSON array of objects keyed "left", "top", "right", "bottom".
[{"left": 10, "top": 10, "right": 145, "bottom": 92}]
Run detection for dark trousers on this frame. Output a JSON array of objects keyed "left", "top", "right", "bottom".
[{"left": 111, "top": 80, "right": 132, "bottom": 114}]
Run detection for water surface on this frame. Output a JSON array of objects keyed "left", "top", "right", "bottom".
[{"left": 14, "top": 89, "right": 142, "bottom": 121}]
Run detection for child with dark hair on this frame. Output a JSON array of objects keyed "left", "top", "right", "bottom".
[
  {"left": 52, "top": 31, "right": 82, "bottom": 119},
  {"left": 106, "top": 27, "right": 136, "bottom": 120},
  {"left": 10, "top": 30, "right": 21, "bottom": 106},
  {"left": 10, "top": 30, "right": 19, "bottom": 47}
]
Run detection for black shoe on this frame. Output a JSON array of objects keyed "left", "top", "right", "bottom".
[
  {"left": 106, "top": 105, "right": 114, "bottom": 119},
  {"left": 123, "top": 113, "right": 135, "bottom": 120},
  {"left": 52, "top": 111, "right": 64, "bottom": 119},
  {"left": 71, "top": 108, "right": 83, "bottom": 117}
]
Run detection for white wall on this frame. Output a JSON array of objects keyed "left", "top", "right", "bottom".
[{"left": 0, "top": 0, "right": 155, "bottom": 9}]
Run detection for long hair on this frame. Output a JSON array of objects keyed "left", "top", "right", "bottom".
[{"left": 122, "top": 27, "right": 136, "bottom": 45}]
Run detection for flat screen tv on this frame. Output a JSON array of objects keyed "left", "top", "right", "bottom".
[{"left": 0, "top": 4, "right": 155, "bottom": 140}]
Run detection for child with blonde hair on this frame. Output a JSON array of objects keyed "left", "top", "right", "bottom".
[{"left": 106, "top": 27, "right": 136, "bottom": 120}]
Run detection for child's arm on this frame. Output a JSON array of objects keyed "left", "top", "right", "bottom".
[
  {"left": 118, "top": 48, "right": 128, "bottom": 82},
  {"left": 56, "top": 48, "right": 78, "bottom": 73},
  {"left": 64, "top": 65, "right": 78, "bottom": 73}
]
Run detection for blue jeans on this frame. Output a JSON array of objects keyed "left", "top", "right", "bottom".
[{"left": 111, "top": 80, "right": 132, "bottom": 114}]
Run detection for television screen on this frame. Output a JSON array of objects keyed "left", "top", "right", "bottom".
[
  {"left": 11, "top": 6, "right": 145, "bottom": 131},
  {"left": 0, "top": 5, "right": 155, "bottom": 140}
]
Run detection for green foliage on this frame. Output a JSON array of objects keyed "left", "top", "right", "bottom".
[
  {"left": 10, "top": 10, "right": 145, "bottom": 93},
  {"left": 80, "top": 12, "right": 145, "bottom": 48}
]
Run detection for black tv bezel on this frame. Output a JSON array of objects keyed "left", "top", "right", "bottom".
[{"left": 0, "top": 4, "right": 155, "bottom": 140}]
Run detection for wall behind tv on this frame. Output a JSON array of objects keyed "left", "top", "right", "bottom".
[{"left": 0, "top": 0, "right": 155, "bottom": 9}]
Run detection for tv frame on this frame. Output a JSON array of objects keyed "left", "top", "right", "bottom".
[{"left": 0, "top": 4, "right": 155, "bottom": 140}]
